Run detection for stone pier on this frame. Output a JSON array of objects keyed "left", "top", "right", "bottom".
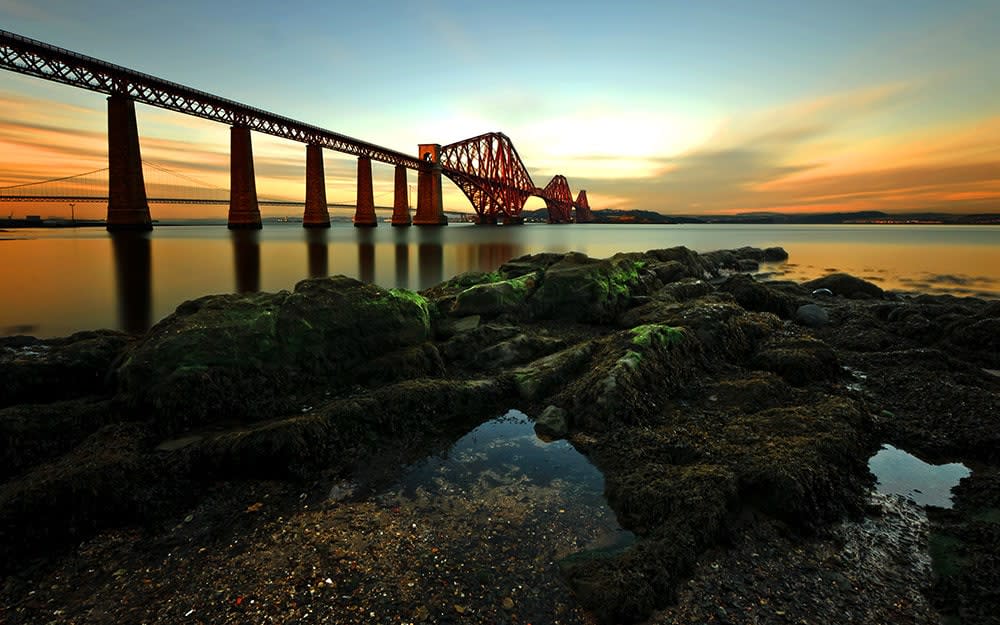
[
  {"left": 391, "top": 164, "right": 411, "bottom": 226},
  {"left": 353, "top": 156, "right": 377, "bottom": 227},
  {"left": 414, "top": 143, "right": 447, "bottom": 226},
  {"left": 106, "top": 94, "right": 152, "bottom": 231},
  {"left": 228, "top": 126, "right": 262, "bottom": 229},
  {"left": 303, "top": 144, "right": 330, "bottom": 228}
]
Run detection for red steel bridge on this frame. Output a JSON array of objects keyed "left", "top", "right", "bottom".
[{"left": 0, "top": 29, "right": 592, "bottom": 230}]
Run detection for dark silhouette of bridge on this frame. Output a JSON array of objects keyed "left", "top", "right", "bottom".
[{"left": 0, "top": 30, "right": 593, "bottom": 230}]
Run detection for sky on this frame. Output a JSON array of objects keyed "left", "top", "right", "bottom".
[{"left": 1, "top": 0, "right": 999, "bottom": 218}]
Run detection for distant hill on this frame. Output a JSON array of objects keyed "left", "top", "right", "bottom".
[{"left": 520, "top": 208, "right": 999, "bottom": 225}]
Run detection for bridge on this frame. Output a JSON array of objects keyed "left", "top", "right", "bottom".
[
  {"left": 0, "top": 161, "right": 400, "bottom": 210},
  {"left": 0, "top": 29, "right": 593, "bottom": 230}
]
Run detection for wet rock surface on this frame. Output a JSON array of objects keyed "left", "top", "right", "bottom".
[{"left": 1, "top": 245, "right": 997, "bottom": 625}]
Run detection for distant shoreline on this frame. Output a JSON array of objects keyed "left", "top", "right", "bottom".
[{"left": 1, "top": 209, "right": 997, "bottom": 229}]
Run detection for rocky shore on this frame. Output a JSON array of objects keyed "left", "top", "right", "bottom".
[{"left": 1, "top": 246, "right": 997, "bottom": 624}]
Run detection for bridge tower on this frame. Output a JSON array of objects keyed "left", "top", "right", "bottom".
[
  {"left": 414, "top": 144, "right": 447, "bottom": 225},
  {"left": 228, "top": 125, "right": 262, "bottom": 229},
  {"left": 106, "top": 94, "right": 152, "bottom": 231}
]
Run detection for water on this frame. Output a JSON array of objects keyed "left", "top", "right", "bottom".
[
  {"left": 868, "top": 444, "right": 971, "bottom": 508},
  {"left": 375, "top": 409, "right": 635, "bottom": 553},
  {"left": 0, "top": 222, "right": 997, "bottom": 337}
]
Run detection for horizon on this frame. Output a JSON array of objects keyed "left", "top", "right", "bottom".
[{"left": 1, "top": 1, "right": 998, "bottom": 219}]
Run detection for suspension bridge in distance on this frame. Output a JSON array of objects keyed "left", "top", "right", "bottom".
[
  {"left": 0, "top": 161, "right": 398, "bottom": 210},
  {"left": 0, "top": 29, "right": 593, "bottom": 231}
]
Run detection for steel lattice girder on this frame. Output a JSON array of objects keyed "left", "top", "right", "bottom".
[
  {"left": 0, "top": 29, "right": 424, "bottom": 169},
  {"left": 542, "top": 175, "right": 574, "bottom": 223},
  {"left": 438, "top": 132, "right": 538, "bottom": 219},
  {"left": 574, "top": 189, "right": 593, "bottom": 221}
]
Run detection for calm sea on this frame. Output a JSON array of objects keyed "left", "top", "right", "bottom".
[{"left": 1, "top": 223, "right": 997, "bottom": 338}]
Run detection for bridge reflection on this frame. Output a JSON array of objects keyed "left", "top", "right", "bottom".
[
  {"left": 108, "top": 229, "right": 526, "bottom": 336},
  {"left": 231, "top": 230, "right": 261, "bottom": 293},
  {"left": 306, "top": 229, "right": 328, "bottom": 279},
  {"left": 110, "top": 232, "right": 151, "bottom": 335}
]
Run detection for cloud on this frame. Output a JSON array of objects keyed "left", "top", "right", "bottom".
[{"left": 567, "top": 81, "right": 998, "bottom": 214}]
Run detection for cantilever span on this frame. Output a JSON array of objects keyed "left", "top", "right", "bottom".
[{"left": 0, "top": 29, "right": 592, "bottom": 228}]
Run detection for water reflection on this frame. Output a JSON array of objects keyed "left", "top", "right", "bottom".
[
  {"left": 305, "top": 229, "right": 328, "bottom": 279},
  {"left": 110, "top": 231, "right": 151, "bottom": 334},
  {"left": 417, "top": 228, "right": 443, "bottom": 287},
  {"left": 393, "top": 229, "right": 409, "bottom": 288},
  {"left": 357, "top": 229, "right": 375, "bottom": 284},
  {"left": 868, "top": 444, "right": 971, "bottom": 508},
  {"left": 377, "top": 409, "right": 635, "bottom": 552},
  {"left": 231, "top": 230, "right": 260, "bottom": 293}
]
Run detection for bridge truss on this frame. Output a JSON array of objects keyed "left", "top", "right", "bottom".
[{"left": 0, "top": 29, "right": 593, "bottom": 224}]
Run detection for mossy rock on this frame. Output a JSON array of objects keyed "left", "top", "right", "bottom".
[
  {"left": 450, "top": 272, "right": 539, "bottom": 317},
  {"left": 564, "top": 326, "right": 701, "bottom": 431},
  {"left": 717, "top": 398, "right": 873, "bottom": 526},
  {"left": 117, "top": 277, "right": 434, "bottom": 435},
  {"left": 498, "top": 252, "right": 566, "bottom": 278},
  {"left": 509, "top": 341, "right": 597, "bottom": 401},
  {"left": 527, "top": 252, "right": 648, "bottom": 324},
  {"left": 605, "top": 462, "right": 737, "bottom": 538}
]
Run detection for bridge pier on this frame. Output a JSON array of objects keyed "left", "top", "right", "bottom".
[
  {"left": 106, "top": 95, "right": 152, "bottom": 231},
  {"left": 414, "top": 143, "right": 447, "bottom": 226},
  {"left": 391, "top": 165, "right": 411, "bottom": 226},
  {"left": 228, "top": 126, "right": 262, "bottom": 229},
  {"left": 353, "top": 156, "right": 377, "bottom": 227},
  {"left": 303, "top": 144, "right": 331, "bottom": 228}
]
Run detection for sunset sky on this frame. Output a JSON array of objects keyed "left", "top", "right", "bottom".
[{"left": 1, "top": 0, "right": 998, "bottom": 218}]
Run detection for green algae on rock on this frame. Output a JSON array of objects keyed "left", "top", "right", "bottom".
[{"left": 117, "top": 277, "right": 436, "bottom": 435}]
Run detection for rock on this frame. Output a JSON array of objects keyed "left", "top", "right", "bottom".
[
  {"left": 0, "top": 330, "right": 131, "bottom": 408},
  {"left": 498, "top": 252, "right": 566, "bottom": 278},
  {"left": 0, "top": 423, "right": 179, "bottom": 573},
  {"left": 451, "top": 315, "right": 480, "bottom": 333},
  {"left": 812, "top": 288, "right": 834, "bottom": 297},
  {"left": 752, "top": 336, "right": 840, "bottom": 385},
  {"left": 434, "top": 315, "right": 480, "bottom": 339},
  {"left": 534, "top": 405, "right": 568, "bottom": 439},
  {"left": 0, "top": 398, "right": 113, "bottom": 479},
  {"left": 644, "top": 247, "right": 715, "bottom": 279},
  {"left": 735, "top": 258, "right": 759, "bottom": 272},
  {"left": 474, "top": 334, "right": 566, "bottom": 370},
  {"left": 804, "top": 273, "right": 884, "bottom": 299},
  {"left": 450, "top": 273, "right": 538, "bottom": 317},
  {"left": 763, "top": 247, "right": 789, "bottom": 261},
  {"left": 511, "top": 342, "right": 597, "bottom": 400},
  {"left": 795, "top": 303, "right": 830, "bottom": 327},
  {"left": 648, "top": 260, "right": 693, "bottom": 284},
  {"left": 117, "top": 277, "right": 435, "bottom": 435},
  {"left": 718, "top": 273, "right": 797, "bottom": 318},
  {"left": 527, "top": 252, "right": 648, "bottom": 323},
  {"left": 501, "top": 597, "right": 514, "bottom": 610}
]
